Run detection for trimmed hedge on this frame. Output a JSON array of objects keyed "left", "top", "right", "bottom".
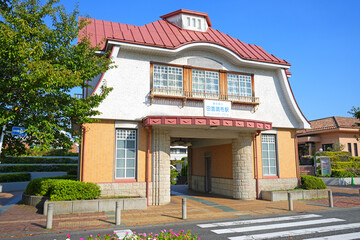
[
  {"left": 0, "top": 173, "right": 31, "bottom": 183},
  {"left": 319, "top": 151, "right": 351, "bottom": 157},
  {"left": 49, "top": 180, "right": 101, "bottom": 201},
  {"left": 301, "top": 175, "right": 326, "bottom": 190},
  {"left": 25, "top": 178, "right": 57, "bottom": 196},
  {"left": 331, "top": 161, "right": 360, "bottom": 169},
  {"left": 331, "top": 169, "right": 356, "bottom": 178},
  {"left": 0, "top": 164, "right": 77, "bottom": 173},
  {"left": 0, "top": 157, "right": 77, "bottom": 164},
  {"left": 25, "top": 176, "right": 100, "bottom": 201}
]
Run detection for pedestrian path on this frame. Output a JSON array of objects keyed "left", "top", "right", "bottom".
[
  {"left": 197, "top": 214, "right": 360, "bottom": 240},
  {"left": 171, "top": 190, "right": 238, "bottom": 212}
]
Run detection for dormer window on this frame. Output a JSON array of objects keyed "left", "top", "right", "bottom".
[{"left": 160, "top": 9, "right": 212, "bottom": 32}]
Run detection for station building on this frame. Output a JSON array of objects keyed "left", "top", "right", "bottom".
[{"left": 79, "top": 9, "right": 310, "bottom": 205}]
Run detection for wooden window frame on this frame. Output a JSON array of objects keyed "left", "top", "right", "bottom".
[{"left": 150, "top": 61, "right": 258, "bottom": 106}]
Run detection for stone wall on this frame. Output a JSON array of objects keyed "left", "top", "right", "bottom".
[
  {"left": 190, "top": 175, "right": 204, "bottom": 193},
  {"left": 98, "top": 182, "right": 147, "bottom": 197},
  {"left": 259, "top": 178, "right": 298, "bottom": 198},
  {"left": 232, "top": 134, "right": 256, "bottom": 200},
  {"left": 190, "top": 175, "right": 233, "bottom": 197},
  {"left": 151, "top": 128, "right": 170, "bottom": 205},
  {"left": 211, "top": 177, "right": 233, "bottom": 197}
]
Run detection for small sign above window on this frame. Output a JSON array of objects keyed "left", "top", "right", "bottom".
[{"left": 204, "top": 100, "right": 231, "bottom": 117}]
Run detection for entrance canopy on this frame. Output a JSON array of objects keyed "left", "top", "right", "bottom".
[{"left": 143, "top": 116, "right": 272, "bottom": 130}]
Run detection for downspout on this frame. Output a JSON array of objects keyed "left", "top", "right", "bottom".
[
  {"left": 146, "top": 126, "right": 152, "bottom": 206},
  {"left": 295, "top": 134, "right": 301, "bottom": 186},
  {"left": 255, "top": 130, "right": 261, "bottom": 199},
  {"left": 80, "top": 126, "right": 86, "bottom": 182}
]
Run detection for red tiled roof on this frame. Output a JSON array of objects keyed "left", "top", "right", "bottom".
[
  {"left": 79, "top": 15, "right": 290, "bottom": 66},
  {"left": 297, "top": 116, "right": 360, "bottom": 134},
  {"left": 285, "top": 69, "right": 292, "bottom": 75}
]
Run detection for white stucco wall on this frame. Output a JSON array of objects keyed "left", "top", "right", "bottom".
[{"left": 92, "top": 44, "right": 308, "bottom": 129}]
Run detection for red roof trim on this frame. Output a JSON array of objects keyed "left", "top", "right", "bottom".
[
  {"left": 160, "top": 9, "right": 212, "bottom": 27},
  {"left": 142, "top": 116, "right": 272, "bottom": 130},
  {"left": 284, "top": 72, "right": 310, "bottom": 127}
]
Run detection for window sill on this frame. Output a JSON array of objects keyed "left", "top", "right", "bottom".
[
  {"left": 263, "top": 175, "right": 279, "bottom": 179},
  {"left": 114, "top": 179, "right": 137, "bottom": 183}
]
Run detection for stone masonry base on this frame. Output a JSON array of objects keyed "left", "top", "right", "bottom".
[
  {"left": 259, "top": 178, "right": 299, "bottom": 198},
  {"left": 190, "top": 175, "right": 233, "bottom": 197},
  {"left": 98, "top": 182, "right": 147, "bottom": 198}
]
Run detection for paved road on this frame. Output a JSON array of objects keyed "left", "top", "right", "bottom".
[{"left": 2, "top": 208, "right": 360, "bottom": 240}]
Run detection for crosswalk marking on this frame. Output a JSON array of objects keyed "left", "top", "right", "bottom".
[
  {"left": 114, "top": 229, "right": 133, "bottom": 238},
  {"left": 228, "top": 223, "right": 360, "bottom": 240},
  {"left": 212, "top": 218, "right": 345, "bottom": 234},
  {"left": 304, "top": 232, "right": 360, "bottom": 240},
  {"left": 198, "top": 214, "right": 321, "bottom": 228}
]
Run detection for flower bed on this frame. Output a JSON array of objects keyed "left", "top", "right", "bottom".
[{"left": 65, "top": 229, "right": 199, "bottom": 240}]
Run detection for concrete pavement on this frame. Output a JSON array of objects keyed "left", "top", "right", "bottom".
[{"left": 0, "top": 185, "right": 359, "bottom": 237}]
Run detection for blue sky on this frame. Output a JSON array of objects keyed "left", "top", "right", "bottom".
[{"left": 62, "top": 0, "right": 360, "bottom": 121}]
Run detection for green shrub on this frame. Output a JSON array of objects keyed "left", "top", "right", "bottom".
[
  {"left": 0, "top": 157, "right": 77, "bottom": 164},
  {"left": 181, "top": 162, "right": 188, "bottom": 176},
  {"left": 44, "top": 149, "right": 78, "bottom": 156},
  {"left": 0, "top": 173, "right": 31, "bottom": 183},
  {"left": 25, "top": 178, "right": 57, "bottom": 196},
  {"left": 66, "top": 168, "right": 78, "bottom": 175},
  {"left": 0, "top": 164, "right": 77, "bottom": 173},
  {"left": 331, "top": 161, "right": 360, "bottom": 169},
  {"left": 319, "top": 151, "right": 351, "bottom": 156},
  {"left": 331, "top": 169, "right": 356, "bottom": 178},
  {"left": 350, "top": 156, "right": 360, "bottom": 162},
  {"left": 24, "top": 175, "right": 78, "bottom": 196},
  {"left": 51, "top": 175, "right": 77, "bottom": 180},
  {"left": 170, "top": 169, "right": 178, "bottom": 185},
  {"left": 300, "top": 175, "right": 326, "bottom": 190},
  {"left": 49, "top": 180, "right": 101, "bottom": 201}
]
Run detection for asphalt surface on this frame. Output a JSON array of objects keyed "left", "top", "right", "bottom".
[{"left": 1, "top": 207, "right": 360, "bottom": 240}]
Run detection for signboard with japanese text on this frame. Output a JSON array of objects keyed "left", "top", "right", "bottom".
[
  {"left": 204, "top": 100, "right": 231, "bottom": 117},
  {"left": 320, "top": 157, "right": 331, "bottom": 176},
  {"left": 11, "top": 127, "right": 27, "bottom": 136}
]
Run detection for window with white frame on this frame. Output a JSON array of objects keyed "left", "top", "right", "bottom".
[
  {"left": 227, "top": 73, "right": 252, "bottom": 97},
  {"left": 115, "top": 129, "right": 137, "bottom": 179},
  {"left": 261, "top": 134, "right": 277, "bottom": 176},
  {"left": 153, "top": 65, "right": 183, "bottom": 91},
  {"left": 192, "top": 69, "right": 219, "bottom": 97}
]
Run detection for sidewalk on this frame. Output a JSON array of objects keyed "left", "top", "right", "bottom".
[{"left": 0, "top": 185, "right": 359, "bottom": 236}]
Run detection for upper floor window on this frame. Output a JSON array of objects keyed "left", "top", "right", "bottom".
[
  {"left": 192, "top": 69, "right": 219, "bottom": 97},
  {"left": 153, "top": 65, "right": 183, "bottom": 91},
  {"left": 227, "top": 73, "right": 252, "bottom": 97},
  {"left": 150, "top": 62, "right": 259, "bottom": 105}
]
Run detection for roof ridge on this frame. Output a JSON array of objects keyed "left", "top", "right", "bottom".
[{"left": 333, "top": 116, "right": 340, "bottom": 128}]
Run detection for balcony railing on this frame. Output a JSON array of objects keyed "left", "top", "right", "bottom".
[{"left": 150, "top": 88, "right": 259, "bottom": 106}]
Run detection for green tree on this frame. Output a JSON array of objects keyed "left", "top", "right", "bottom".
[
  {"left": 349, "top": 106, "right": 360, "bottom": 140},
  {"left": 0, "top": 0, "right": 113, "bottom": 155}
]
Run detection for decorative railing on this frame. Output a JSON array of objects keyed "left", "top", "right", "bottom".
[{"left": 150, "top": 88, "right": 259, "bottom": 106}]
